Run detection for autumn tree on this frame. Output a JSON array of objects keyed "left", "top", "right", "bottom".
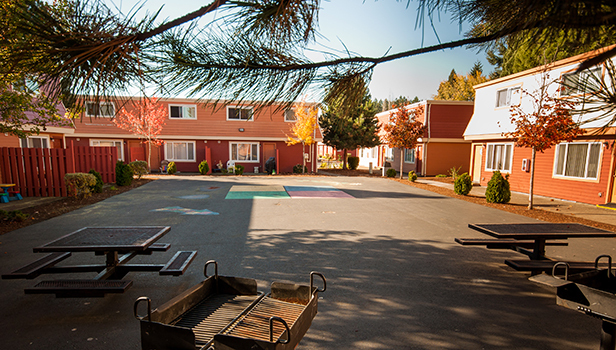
[
  {"left": 320, "top": 92, "right": 381, "bottom": 170},
  {"left": 507, "top": 72, "right": 583, "bottom": 209},
  {"left": 383, "top": 105, "right": 426, "bottom": 179},
  {"left": 113, "top": 97, "right": 167, "bottom": 171},
  {"left": 286, "top": 101, "right": 318, "bottom": 173},
  {"left": 434, "top": 62, "right": 489, "bottom": 101}
]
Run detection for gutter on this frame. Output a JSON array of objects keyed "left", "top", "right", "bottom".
[{"left": 422, "top": 102, "right": 431, "bottom": 176}]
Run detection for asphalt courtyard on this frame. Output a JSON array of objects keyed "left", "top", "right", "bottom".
[{"left": 0, "top": 176, "right": 613, "bottom": 349}]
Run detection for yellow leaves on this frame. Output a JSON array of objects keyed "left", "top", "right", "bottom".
[{"left": 286, "top": 101, "right": 318, "bottom": 146}]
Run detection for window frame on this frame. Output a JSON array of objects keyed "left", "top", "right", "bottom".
[
  {"left": 90, "top": 139, "right": 124, "bottom": 161},
  {"left": 164, "top": 141, "right": 196, "bottom": 162},
  {"left": 226, "top": 106, "right": 253, "bottom": 121},
  {"left": 495, "top": 86, "right": 521, "bottom": 108},
  {"left": 485, "top": 143, "right": 514, "bottom": 172},
  {"left": 284, "top": 109, "right": 297, "bottom": 122},
  {"left": 553, "top": 142, "right": 602, "bottom": 180},
  {"left": 20, "top": 136, "right": 50, "bottom": 149},
  {"left": 85, "top": 101, "right": 115, "bottom": 117},
  {"left": 229, "top": 142, "right": 260, "bottom": 162},
  {"left": 169, "top": 104, "right": 197, "bottom": 120},
  {"left": 404, "top": 148, "right": 415, "bottom": 164},
  {"left": 560, "top": 66, "right": 603, "bottom": 97}
]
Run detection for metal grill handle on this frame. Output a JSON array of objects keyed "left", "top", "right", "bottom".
[
  {"left": 204, "top": 260, "right": 218, "bottom": 278},
  {"left": 134, "top": 296, "right": 151, "bottom": 321},
  {"left": 595, "top": 255, "right": 613, "bottom": 278},
  {"left": 269, "top": 316, "right": 290, "bottom": 344},
  {"left": 552, "top": 262, "right": 570, "bottom": 280},
  {"left": 310, "top": 271, "right": 326, "bottom": 293}
]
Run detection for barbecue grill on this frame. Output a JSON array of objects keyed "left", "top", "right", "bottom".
[
  {"left": 531, "top": 255, "right": 616, "bottom": 350},
  {"left": 134, "top": 260, "right": 326, "bottom": 350}
]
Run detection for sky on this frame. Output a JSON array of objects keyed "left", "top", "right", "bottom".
[{"left": 107, "top": 0, "right": 491, "bottom": 101}]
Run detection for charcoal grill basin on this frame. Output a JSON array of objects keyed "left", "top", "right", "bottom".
[{"left": 134, "top": 261, "right": 326, "bottom": 350}]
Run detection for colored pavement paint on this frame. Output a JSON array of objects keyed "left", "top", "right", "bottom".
[
  {"left": 175, "top": 195, "right": 210, "bottom": 199},
  {"left": 287, "top": 191, "right": 354, "bottom": 198},
  {"left": 228, "top": 185, "right": 285, "bottom": 192},
  {"left": 225, "top": 191, "right": 290, "bottom": 199},
  {"left": 284, "top": 185, "right": 338, "bottom": 192},
  {"left": 150, "top": 206, "right": 219, "bottom": 215}
]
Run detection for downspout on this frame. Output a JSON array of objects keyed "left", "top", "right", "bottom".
[{"left": 422, "top": 102, "right": 431, "bottom": 176}]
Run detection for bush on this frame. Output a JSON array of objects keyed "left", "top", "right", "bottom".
[
  {"left": 88, "top": 169, "right": 104, "bottom": 193},
  {"left": 347, "top": 156, "right": 359, "bottom": 170},
  {"left": 386, "top": 168, "right": 397, "bottom": 177},
  {"left": 0, "top": 210, "right": 29, "bottom": 222},
  {"left": 198, "top": 160, "right": 210, "bottom": 175},
  {"left": 454, "top": 172, "right": 473, "bottom": 195},
  {"left": 129, "top": 160, "right": 148, "bottom": 179},
  {"left": 293, "top": 164, "right": 308, "bottom": 173},
  {"left": 408, "top": 170, "right": 418, "bottom": 182},
  {"left": 485, "top": 171, "right": 511, "bottom": 203},
  {"left": 115, "top": 161, "right": 134, "bottom": 186},
  {"left": 65, "top": 172, "right": 97, "bottom": 198},
  {"left": 167, "top": 161, "right": 177, "bottom": 175},
  {"left": 234, "top": 164, "right": 244, "bottom": 175}
]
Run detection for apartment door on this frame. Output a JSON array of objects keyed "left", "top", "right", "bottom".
[
  {"left": 263, "top": 143, "right": 276, "bottom": 167},
  {"left": 472, "top": 144, "right": 483, "bottom": 183}
]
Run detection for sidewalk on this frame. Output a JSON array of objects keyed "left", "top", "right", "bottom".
[{"left": 417, "top": 178, "right": 616, "bottom": 227}]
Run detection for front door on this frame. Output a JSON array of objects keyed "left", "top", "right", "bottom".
[
  {"left": 263, "top": 143, "right": 276, "bottom": 162},
  {"left": 472, "top": 144, "right": 483, "bottom": 184}
]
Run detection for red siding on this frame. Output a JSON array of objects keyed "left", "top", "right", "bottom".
[{"left": 428, "top": 104, "right": 474, "bottom": 139}]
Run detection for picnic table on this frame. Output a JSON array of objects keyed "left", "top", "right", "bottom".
[
  {"left": 456, "top": 223, "right": 616, "bottom": 273},
  {"left": 0, "top": 183, "right": 22, "bottom": 202},
  {"left": 2, "top": 226, "right": 197, "bottom": 297}
]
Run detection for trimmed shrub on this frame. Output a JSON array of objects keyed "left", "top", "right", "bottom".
[
  {"left": 293, "top": 164, "right": 308, "bottom": 173},
  {"left": 115, "top": 161, "right": 134, "bottom": 186},
  {"left": 198, "top": 160, "right": 210, "bottom": 175},
  {"left": 234, "top": 164, "right": 244, "bottom": 175},
  {"left": 88, "top": 169, "right": 104, "bottom": 193},
  {"left": 0, "top": 210, "right": 28, "bottom": 222},
  {"left": 65, "top": 172, "right": 97, "bottom": 198},
  {"left": 408, "top": 170, "right": 418, "bottom": 182},
  {"left": 347, "top": 156, "right": 359, "bottom": 170},
  {"left": 454, "top": 172, "right": 473, "bottom": 195},
  {"left": 485, "top": 171, "right": 511, "bottom": 203},
  {"left": 386, "top": 168, "right": 397, "bottom": 177},
  {"left": 129, "top": 160, "right": 148, "bottom": 179},
  {"left": 167, "top": 161, "right": 177, "bottom": 175}
]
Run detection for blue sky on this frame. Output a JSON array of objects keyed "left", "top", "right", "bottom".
[{"left": 108, "top": 0, "right": 490, "bottom": 101}]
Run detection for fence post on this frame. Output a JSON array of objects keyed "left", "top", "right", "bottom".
[{"left": 67, "top": 141, "right": 75, "bottom": 173}]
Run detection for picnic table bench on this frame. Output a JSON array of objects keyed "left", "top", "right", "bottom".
[{"left": 2, "top": 226, "right": 197, "bottom": 297}]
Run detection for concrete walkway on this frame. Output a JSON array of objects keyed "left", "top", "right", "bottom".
[{"left": 416, "top": 178, "right": 616, "bottom": 227}]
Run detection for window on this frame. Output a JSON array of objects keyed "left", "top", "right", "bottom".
[
  {"left": 554, "top": 142, "right": 601, "bottom": 179},
  {"left": 495, "top": 86, "right": 520, "bottom": 107},
  {"left": 230, "top": 142, "right": 259, "bottom": 162},
  {"left": 20, "top": 136, "right": 49, "bottom": 149},
  {"left": 284, "top": 109, "right": 297, "bottom": 122},
  {"left": 404, "top": 148, "right": 415, "bottom": 163},
  {"left": 227, "top": 106, "right": 253, "bottom": 121},
  {"left": 165, "top": 141, "right": 195, "bottom": 161},
  {"left": 561, "top": 67, "right": 602, "bottom": 96},
  {"left": 485, "top": 143, "right": 513, "bottom": 172},
  {"left": 86, "top": 101, "right": 115, "bottom": 117},
  {"left": 169, "top": 105, "right": 196, "bottom": 119},
  {"left": 90, "top": 139, "right": 123, "bottom": 160},
  {"left": 384, "top": 146, "right": 394, "bottom": 161}
]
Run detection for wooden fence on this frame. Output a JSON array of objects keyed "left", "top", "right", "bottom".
[{"left": 0, "top": 145, "right": 117, "bottom": 197}]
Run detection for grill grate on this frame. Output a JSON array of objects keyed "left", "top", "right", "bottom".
[
  {"left": 172, "top": 294, "right": 258, "bottom": 346},
  {"left": 223, "top": 296, "right": 305, "bottom": 342}
]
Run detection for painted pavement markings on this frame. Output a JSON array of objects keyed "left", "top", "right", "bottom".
[{"left": 224, "top": 185, "right": 353, "bottom": 199}]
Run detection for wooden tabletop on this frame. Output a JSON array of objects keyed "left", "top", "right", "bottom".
[
  {"left": 469, "top": 223, "right": 616, "bottom": 240},
  {"left": 33, "top": 226, "right": 171, "bottom": 253}
]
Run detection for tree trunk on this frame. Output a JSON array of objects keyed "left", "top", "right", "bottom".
[
  {"left": 528, "top": 147, "right": 536, "bottom": 210},
  {"left": 399, "top": 149, "right": 404, "bottom": 179},
  {"left": 342, "top": 149, "right": 348, "bottom": 169},
  {"left": 302, "top": 143, "right": 306, "bottom": 174},
  {"left": 147, "top": 141, "right": 152, "bottom": 172}
]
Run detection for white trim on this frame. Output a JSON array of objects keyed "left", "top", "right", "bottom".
[
  {"left": 284, "top": 109, "right": 297, "bottom": 122},
  {"left": 464, "top": 133, "right": 507, "bottom": 141},
  {"left": 168, "top": 104, "right": 197, "bottom": 120},
  {"left": 229, "top": 142, "right": 260, "bottom": 162},
  {"left": 70, "top": 134, "right": 322, "bottom": 142},
  {"left": 226, "top": 106, "right": 254, "bottom": 121},
  {"left": 90, "top": 139, "right": 124, "bottom": 161},
  {"left": 22, "top": 125, "right": 74, "bottom": 134},
  {"left": 164, "top": 140, "right": 196, "bottom": 162},
  {"left": 485, "top": 142, "right": 514, "bottom": 173}
]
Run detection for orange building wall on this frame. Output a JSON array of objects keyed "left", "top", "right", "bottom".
[
  {"left": 0, "top": 134, "right": 20, "bottom": 147},
  {"left": 425, "top": 142, "right": 471, "bottom": 176},
  {"left": 429, "top": 104, "right": 474, "bottom": 139},
  {"left": 477, "top": 143, "right": 615, "bottom": 205}
]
